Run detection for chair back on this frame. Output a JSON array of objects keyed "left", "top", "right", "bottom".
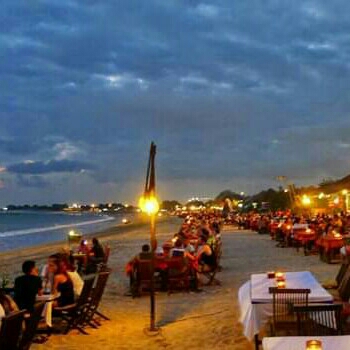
[
  {"left": 338, "top": 266, "right": 350, "bottom": 301},
  {"left": 103, "top": 245, "right": 110, "bottom": 264},
  {"left": 214, "top": 241, "right": 222, "bottom": 266},
  {"left": 336, "top": 263, "right": 350, "bottom": 288},
  {"left": 90, "top": 269, "right": 111, "bottom": 309},
  {"left": 166, "top": 257, "right": 187, "bottom": 273},
  {"left": 0, "top": 310, "right": 26, "bottom": 350},
  {"left": 136, "top": 259, "right": 153, "bottom": 282},
  {"left": 269, "top": 287, "right": 310, "bottom": 325},
  {"left": 76, "top": 275, "right": 95, "bottom": 308},
  {"left": 19, "top": 302, "right": 46, "bottom": 350},
  {"left": 294, "top": 303, "right": 343, "bottom": 336}
]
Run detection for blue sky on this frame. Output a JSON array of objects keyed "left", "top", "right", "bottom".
[{"left": 1, "top": 0, "right": 350, "bottom": 205}]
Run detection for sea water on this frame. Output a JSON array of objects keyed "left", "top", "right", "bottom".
[{"left": 0, "top": 211, "right": 120, "bottom": 252}]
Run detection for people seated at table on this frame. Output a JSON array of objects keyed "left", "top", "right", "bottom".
[
  {"left": 91, "top": 238, "right": 105, "bottom": 261},
  {"left": 196, "top": 236, "right": 216, "bottom": 272},
  {"left": 52, "top": 258, "right": 75, "bottom": 308},
  {"left": 41, "top": 253, "right": 61, "bottom": 293},
  {"left": 60, "top": 254, "right": 84, "bottom": 297},
  {"left": 78, "top": 239, "right": 90, "bottom": 255},
  {"left": 84, "top": 237, "right": 106, "bottom": 273},
  {"left": 14, "top": 260, "right": 43, "bottom": 313},
  {"left": 170, "top": 238, "right": 185, "bottom": 257}
]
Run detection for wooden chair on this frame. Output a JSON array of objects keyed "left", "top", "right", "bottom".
[
  {"left": 19, "top": 302, "right": 46, "bottom": 350},
  {"left": 338, "top": 267, "right": 350, "bottom": 301},
  {"left": 336, "top": 263, "right": 349, "bottom": 287},
  {"left": 0, "top": 310, "right": 26, "bottom": 350},
  {"left": 133, "top": 259, "right": 153, "bottom": 297},
  {"left": 166, "top": 257, "right": 190, "bottom": 293},
  {"left": 199, "top": 242, "right": 222, "bottom": 286},
  {"left": 84, "top": 269, "right": 111, "bottom": 326},
  {"left": 294, "top": 303, "right": 343, "bottom": 336},
  {"left": 268, "top": 287, "right": 310, "bottom": 336},
  {"left": 54, "top": 275, "right": 96, "bottom": 335}
]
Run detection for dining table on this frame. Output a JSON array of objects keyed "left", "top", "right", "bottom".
[
  {"left": 316, "top": 235, "right": 344, "bottom": 263},
  {"left": 36, "top": 292, "right": 60, "bottom": 328},
  {"left": 262, "top": 335, "right": 350, "bottom": 350},
  {"left": 238, "top": 271, "right": 333, "bottom": 343}
]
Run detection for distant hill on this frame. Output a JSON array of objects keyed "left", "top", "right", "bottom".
[
  {"left": 299, "top": 173, "right": 350, "bottom": 194},
  {"left": 215, "top": 190, "right": 243, "bottom": 201}
]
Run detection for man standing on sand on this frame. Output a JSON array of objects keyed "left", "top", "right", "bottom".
[{"left": 14, "top": 260, "right": 43, "bottom": 313}]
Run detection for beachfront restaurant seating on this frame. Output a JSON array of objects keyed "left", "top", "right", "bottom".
[
  {"left": 84, "top": 268, "right": 111, "bottom": 326},
  {"left": 53, "top": 275, "right": 96, "bottom": 335},
  {"left": 19, "top": 301, "right": 46, "bottom": 350},
  {"left": 336, "top": 262, "right": 350, "bottom": 289},
  {"left": 198, "top": 241, "right": 222, "bottom": 286},
  {"left": 166, "top": 257, "right": 191, "bottom": 294},
  {"left": 293, "top": 303, "right": 343, "bottom": 336},
  {"left": 0, "top": 309, "right": 26, "bottom": 350},
  {"left": 132, "top": 259, "right": 154, "bottom": 297},
  {"left": 268, "top": 287, "right": 310, "bottom": 336},
  {"left": 331, "top": 266, "right": 350, "bottom": 302}
]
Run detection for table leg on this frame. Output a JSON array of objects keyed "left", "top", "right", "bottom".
[{"left": 254, "top": 334, "right": 261, "bottom": 350}]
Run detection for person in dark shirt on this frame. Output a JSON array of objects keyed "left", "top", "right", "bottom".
[
  {"left": 86, "top": 237, "right": 106, "bottom": 273},
  {"left": 91, "top": 238, "right": 105, "bottom": 260},
  {"left": 14, "top": 260, "right": 43, "bottom": 312}
]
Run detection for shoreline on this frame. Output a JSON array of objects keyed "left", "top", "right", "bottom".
[{"left": 0, "top": 215, "right": 182, "bottom": 277}]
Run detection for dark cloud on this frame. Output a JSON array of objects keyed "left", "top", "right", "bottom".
[
  {"left": 6, "top": 159, "right": 95, "bottom": 175},
  {"left": 1, "top": 0, "right": 350, "bottom": 203},
  {"left": 16, "top": 175, "right": 50, "bottom": 188}
]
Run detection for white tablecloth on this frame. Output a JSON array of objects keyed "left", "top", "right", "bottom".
[
  {"left": 36, "top": 293, "right": 59, "bottom": 327},
  {"left": 239, "top": 271, "right": 333, "bottom": 340},
  {"left": 263, "top": 336, "right": 350, "bottom": 350},
  {"left": 251, "top": 271, "right": 333, "bottom": 303}
]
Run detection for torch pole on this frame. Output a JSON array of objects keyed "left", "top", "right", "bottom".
[{"left": 150, "top": 212, "right": 156, "bottom": 331}]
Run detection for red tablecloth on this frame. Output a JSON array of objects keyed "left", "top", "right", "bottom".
[{"left": 316, "top": 236, "right": 344, "bottom": 252}]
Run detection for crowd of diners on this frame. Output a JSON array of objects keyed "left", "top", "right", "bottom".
[
  {"left": 0, "top": 237, "right": 106, "bottom": 327},
  {"left": 234, "top": 211, "right": 350, "bottom": 234},
  {"left": 230, "top": 211, "right": 350, "bottom": 254},
  {"left": 126, "top": 213, "right": 223, "bottom": 294}
]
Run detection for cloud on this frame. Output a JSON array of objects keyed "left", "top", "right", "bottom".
[
  {"left": 6, "top": 159, "right": 95, "bottom": 175},
  {"left": 16, "top": 175, "right": 50, "bottom": 188},
  {"left": 1, "top": 0, "right": 350, "bottom": 203}
]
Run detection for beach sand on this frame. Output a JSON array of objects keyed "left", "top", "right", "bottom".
[{"left": 1, "top": 219, "right": 339, "bottom": 350}]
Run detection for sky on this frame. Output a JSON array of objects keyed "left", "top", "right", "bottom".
[{"left": 1, "top": 0, "right": 350, "bottom": 205}]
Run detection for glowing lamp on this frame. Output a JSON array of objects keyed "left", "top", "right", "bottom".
[
  {"left": 286, "top": 225, "right": 291, "bottom": 230},
  {"left": 139, "top": 195, "right": 159, "bottom": 215},
  {"left": 342, "top": 189, "right": 348, "bottom": 195},
  {"left": 318, "top": 192, "right": 324, "bottom": 199},
  {"left": 302, "top": 195, "right": 311, "bottom": 206},
  {"left": 334, "top": 197, "right": 340, "bottom": 205},
  {"left": 306, "top": 228, "right": 311, "bottom": 233},
  {"left": 306, "top": 340, "right": 322, "bottom": 350},
  {"left": 275, "top": 272, "right": 285, "bottom": 281},
  {"left": 277, "top": 281, "right": 286, "bottom": 288}
]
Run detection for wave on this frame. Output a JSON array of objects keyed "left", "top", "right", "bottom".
[{"left": 0, "top": 216, "right": 115, "bottom": 238}]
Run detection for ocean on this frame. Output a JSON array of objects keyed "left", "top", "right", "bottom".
[{"left": 0, "top": 211, "right": 124, "bottom": 252}]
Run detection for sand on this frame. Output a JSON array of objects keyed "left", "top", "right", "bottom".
[{"left": 0, "top": 218, "right": 339, "bottom": 350}]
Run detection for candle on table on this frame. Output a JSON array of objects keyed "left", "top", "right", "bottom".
[
  {"left": 306, "top": 339, "right": 322, "bottom": 350},
  {"left": 277, "top": 281, "right": 286, "bottom": 288},
  {"left": 275, "top": 272, "right": 285, "bottom": 281}
]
